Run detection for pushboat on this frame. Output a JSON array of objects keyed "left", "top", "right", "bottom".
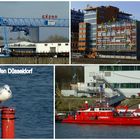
[{"left": 56, "top": 101, "right": 140, "bottom": 125}]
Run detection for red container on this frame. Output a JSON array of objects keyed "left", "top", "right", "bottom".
[{"left": 1, "top": 107, "right": 15, "bottom": 139}]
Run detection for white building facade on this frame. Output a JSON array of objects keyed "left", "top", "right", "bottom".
[
  {"left": 9, "top": 41, "right": 70, "bottom": 54},
  {"left": 84, "top": 65, "right": 140, "bottom": 97}
]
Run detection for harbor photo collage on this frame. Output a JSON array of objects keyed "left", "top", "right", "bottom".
[{"left": 0, "top": 1, "right": 140, "bottom": 139}]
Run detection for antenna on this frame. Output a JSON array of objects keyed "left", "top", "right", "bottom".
[{"left": 72, "top": 67, "right": 77, "bottom": 84}]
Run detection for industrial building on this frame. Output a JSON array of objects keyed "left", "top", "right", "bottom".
[
  {"left": 78, "top": 22, "right": 90, "bottom": 51},
  {"left": 97, "top": 20, "right": 138, "bottom": 59},
  {"left": 71, "top": 9, "right": 84, "bottom": 53},
  {"left": 77, "top": 5, "right": 140, "bottom": 60},
  {"left": 83, "top": 64, "right": 140, "bottom": 97},
  {"left": 7, "top": 41, "right": 70, "bottom": 56},
  {"left": 61, "top": 65, "right": 140, "bottom": 105}
]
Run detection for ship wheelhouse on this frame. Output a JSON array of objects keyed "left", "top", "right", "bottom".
[{"left": 74, "top": 106, "right": 115, "bottom": 120}]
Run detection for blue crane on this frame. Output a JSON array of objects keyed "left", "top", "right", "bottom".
[{"left": 0, "top": 17, "right": 69, "bottom": 55}]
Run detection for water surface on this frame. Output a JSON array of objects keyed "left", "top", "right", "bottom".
[
  {"left": 0, "top": 66, "right": 53, "bottom": 138},
  {"left": 56, "top": 123, "right": 140, "bottom": 138}
]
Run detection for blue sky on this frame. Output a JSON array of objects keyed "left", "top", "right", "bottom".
[
  {"left": 0, "top": 2, "right": 69, "bottom": 41},
  {"left": 71, "top": 1, "right": 140, "bottom": 20}
]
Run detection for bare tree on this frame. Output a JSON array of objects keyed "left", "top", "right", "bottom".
[{"left": 45, "top": 35, "right": 69, "bottom": 43}]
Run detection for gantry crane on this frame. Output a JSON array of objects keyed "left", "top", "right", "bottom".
[{"left": 0, "top": 17, "right": 69, "bottom": 56}]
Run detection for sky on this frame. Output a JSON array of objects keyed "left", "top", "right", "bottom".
[
  {"left": 0, "top": 2, "right": 69, "bottom": 41},
  {"left": 71, "top": 1, "right": 140, "bottom": 20}
]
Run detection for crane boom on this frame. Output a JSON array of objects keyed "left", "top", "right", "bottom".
[
  {"left": 0, "top": 17, "right": 69, "bottom": 27},
  {"left": 0, "top": 16, "right": 69, "bottom": 56}
]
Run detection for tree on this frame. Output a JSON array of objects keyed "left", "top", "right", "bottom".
[
  {"left": 45, "top": 35, "right": 69, "bottom": 43},
  {"left": 131, "top": 95, "right": 136, "bottom": 99},
  {"left": 9, "top": 37, "right": 13, "bottom": 40},
  {"left": 0, "top": 36, "right": 3, "bottom": 40},
  {"left": 56, "top": 84, "right": 62, "bottom": 98},
  {"left": 17, "top": 36, "right": 31, "bottom": 42}
]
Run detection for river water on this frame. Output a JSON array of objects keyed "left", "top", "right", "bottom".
[
  {"left": 0, "top": 66, "right": 53, "bottom": 138},
  {"left": 56, "top": 123, "right": 140, "bottom": 138}
]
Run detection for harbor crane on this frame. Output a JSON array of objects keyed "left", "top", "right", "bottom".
[{"left": 0, "top": 17, "right": 69, "bottom": 56}]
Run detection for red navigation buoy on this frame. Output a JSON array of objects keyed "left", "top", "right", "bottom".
[{"left": 1, "top": 107, "right": 15, "bottom": 139}]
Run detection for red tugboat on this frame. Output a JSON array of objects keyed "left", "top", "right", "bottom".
[{"left": 56, "top": 101, "right": 140, "bottom": 125}]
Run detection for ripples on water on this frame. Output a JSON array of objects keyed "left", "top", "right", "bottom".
[
  {"left": 0, "top": 66, "right": 53, "bottom": 138},
  {"left": 56, "top": 123, "right": 140, "bottom": 138}
]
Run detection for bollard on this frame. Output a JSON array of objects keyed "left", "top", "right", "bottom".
[{"left": 1, "top": 107, "right": 15, "bottom": 139}]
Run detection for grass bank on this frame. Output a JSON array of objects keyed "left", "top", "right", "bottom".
[
  {"left": 56, "top": 97, "right": 140, "bottom": 111},
  {"left": 56, "top": 97, "right": 98, "bottom": 111}
]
